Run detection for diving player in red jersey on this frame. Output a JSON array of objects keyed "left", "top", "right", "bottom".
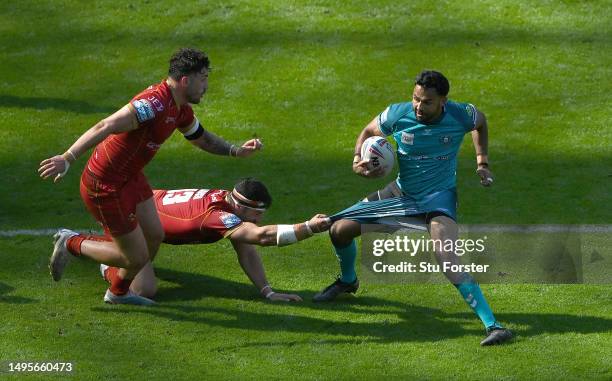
[
  {"left": 53, "top": 179, "right": 331, "bottom": 302},
  {"left": 38, "top": 48, "right": 262, "bottom": 305}
]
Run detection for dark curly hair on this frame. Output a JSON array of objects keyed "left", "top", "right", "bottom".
[
  {"left": 415, "top": 70, "right": 450, "bottom": 96},
  {"left": 234, "top": 178, "right": 272, "bottom": 209},
  {"left": 168, "top": 48, "right": 211, "bottom": 80}
]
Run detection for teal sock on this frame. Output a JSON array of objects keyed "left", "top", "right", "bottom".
[
  {"left": 334, "top": 240, "right": 357, "bottom": 283},
  {"left": 455, "top": 275, "right": 502, "bottom": 330}
]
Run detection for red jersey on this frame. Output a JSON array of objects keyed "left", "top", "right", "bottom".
[
  {"left": 153, "top": 188, "right": 244, "bottom": 245},
  {"left": 87, "top": 80, "right": 197, "bottom": 183}
]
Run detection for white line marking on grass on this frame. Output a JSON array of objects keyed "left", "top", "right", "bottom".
[
  {"left": 0, "top": 229, "right": 99, "bottom": 237},
  {"left": 460, "top": 225, "right": 612, "bottom": 233},
  {"left": 1, "top": 225, "right": 611, "bottom": 237}
]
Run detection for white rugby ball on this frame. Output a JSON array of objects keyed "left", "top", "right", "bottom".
[{"left": 360, "top": 136, "right": 395, "bottom": 177}]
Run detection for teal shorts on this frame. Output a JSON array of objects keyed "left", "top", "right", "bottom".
[{"left": 330, "top": 182, "right": 457, "bottom": 224}]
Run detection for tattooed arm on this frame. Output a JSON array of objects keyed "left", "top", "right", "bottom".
[{"left": 182, "top": 124, "right": 263, "bottom": 157}]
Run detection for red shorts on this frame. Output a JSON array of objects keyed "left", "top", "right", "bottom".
[{"left": 80, "top": 169, "right": 153, "bottom": 236}]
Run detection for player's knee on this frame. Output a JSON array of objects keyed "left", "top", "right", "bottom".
[
  {"left": 144, "top": 229, "right": 164, "bottom": 261},
  {"left": 131, "top": 279, "right": 157, "bottom": 298},
  {"left": 429, "top": 214, "right": 455, "bottom": 228},
  {"left": 329, "top": 220, "right": 358, "bottom": 246},
  {"left": 139, "top": 284, "right": 157, "bottom": 299},
  {"left": 429, "top": 215, "right": 456, "bottom": 239},
  {"left": 148, "top": 228, "right": 165, "bottom": 248},
  {"left": 329, "top": 221, "right": 343, "bottom": 240},
  {"left": 124, "top": 251, "right": 149, "bottom": 270}
]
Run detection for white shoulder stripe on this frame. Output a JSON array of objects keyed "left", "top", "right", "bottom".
[
  {"left": 468, "top": 104, "right": 477, "bottom": 126},
  {"left": 182, "top": 117, "right": 200, "bottom": 136},
  {"left": 377, "top": 107, "right": 390, "bottom": 135},
  {"left": 379, "top": 107, "right": 389, "bottom": 125}
]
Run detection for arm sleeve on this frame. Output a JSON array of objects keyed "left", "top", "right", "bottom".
[
  {"left": 446, "top": 100, "right": 478, "bottom": 132},
  {"left": 178, "top": 105, "right": 196, "bottom": 130},
  {"left": 130, "top": 93, "right": 165, "bottom": 126},
  {"left": 200, "top": 210, "right": 244, "bottom": 239},
  {"left": 377, "top": 103, "right": 406, "bottom": 136}
]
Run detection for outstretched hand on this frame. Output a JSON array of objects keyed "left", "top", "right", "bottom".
[
  {"left": 236, "top": 139, "right": 263, "bottom": 157},
  {"left": 476, "top": 165, "right": 494, "bottom": 187},
  {"left": 268, "top": 292, "right": 302, "bottom": 302},
  {"left": 308, "top": 214, "right": 332, "bottom": 233},
  {"left": 38, "top": 155, "right": 69, "bottom": 183}
]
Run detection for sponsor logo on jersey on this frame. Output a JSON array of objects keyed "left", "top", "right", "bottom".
[
  {"left": 406, "top": 155, "right": 429, "bottom": 161},
  {"left": 165, "top": 116, "right": 176, "bottom": 124},
  {"left": 422, "top": 129, "right": 432, "bottom": 136},
  {"left": 133, "top": 99, "right": 155, "bottom": 123},
  {"left": 146, "top": 141, "right": 162, "bottom": 150},
  {"left": 209, "top": 190, "right": 224, "bottom": 203},
  {"left": 148, "top": 96, "right": 164, "bottom": 112},
  {"left": 401, "top": 132, "right": 414, "bottom": 145},
  {"left": 220, "top": 213, "right": 242, "bottom": 229},
  {"left": 439, "top": 136, "right": 452, "bottom": 145}
]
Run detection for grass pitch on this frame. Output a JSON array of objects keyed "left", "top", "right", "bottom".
[{"left": 1, "top": 0, "right": 610, "bottom": 379}]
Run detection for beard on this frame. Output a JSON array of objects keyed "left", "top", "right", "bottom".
[
  {"left": 186, "top": 89, "right": 205, "bottom": 104},
  {"left": 414, "top": 106, "right": 441, "bottom": 123},
  {"left": 187, "top": 94, "right": 201, "bottom": 104}
]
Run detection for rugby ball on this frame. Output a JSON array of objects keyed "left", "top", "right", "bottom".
[{"left": 360, "top": 136, "right": 395, "bottom": 177}]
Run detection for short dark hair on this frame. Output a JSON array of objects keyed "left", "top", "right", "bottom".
[
  {"left": 168, "top": 48, "right": 210, "bottom": 80},
  {"left": 414, "top": 70, "right": 450, "bottom": 96},
  {"left": 235, "top": 178, "right": 272, "bottom": 209}
]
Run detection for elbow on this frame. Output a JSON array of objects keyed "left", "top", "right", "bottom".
[
  {"left": 256, "top": 229, "right": 277, "bottom": 246},
  {"left": 258, "top": 235, "right": 276, "bottom": 247},
  {"left": 96, "top": 119, "right": 115, "bottom": 135}
]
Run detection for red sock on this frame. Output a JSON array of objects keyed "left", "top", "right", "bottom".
[
  {"left": 101, "top": 266, "right": 111, "bottom": 284},
  {"left": 66, "top": 234, "right": 112, "bottom": 256},
  {"left": 107, "top": 267, "right": 132, "bottom": 296}
]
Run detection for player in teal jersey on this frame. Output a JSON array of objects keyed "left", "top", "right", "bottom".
[{"left": 314, "top": 70, "right": 512, "bottom": 346}]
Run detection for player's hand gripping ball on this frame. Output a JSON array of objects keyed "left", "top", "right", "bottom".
[{"left": 359, "top": 136, "right": 395, "bottom": 178}]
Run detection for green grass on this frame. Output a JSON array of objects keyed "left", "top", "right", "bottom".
[
  {"left": 2, "top": 237, "right": 611, "bottom": 380},
  {"left": 0, "top": 0, "right": 611, "bottom": 379}
]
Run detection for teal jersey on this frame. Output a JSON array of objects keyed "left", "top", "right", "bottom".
[{"left": 377, "top": 100, "right": 477, "bottom": 199}]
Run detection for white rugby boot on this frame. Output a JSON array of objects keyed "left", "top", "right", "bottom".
[
  {"left": 49, "top": 228, "right": 79, "bottom": 281},
  {"left": 103, "top": 289, "right": 156, "bottom": 306}
]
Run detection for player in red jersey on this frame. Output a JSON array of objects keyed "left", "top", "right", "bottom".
[
  {"left": 55, "top": 179, "right": 331, "bottom": 302},
  {"left": 38, "top": 48, "right": 262, "bottom": 305}
]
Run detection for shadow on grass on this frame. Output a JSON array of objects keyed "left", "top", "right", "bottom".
[
  {"left": 0, "top": 95, "right": 115, "bottom": 114},
  {"left": 155, "top": 268, "right": 421, "bottom": 314},
  {"left": 91, "top": 268, "right": 612, "bottom": 345},
  {"left": 0, "top": 281, "right": 36, "bottom": 304},
  {"left": 452, "top": 312, "right": 612, "bottom": 337},
  {"left": 3, "top": 2, "right": 609, "bottom": 51}
]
